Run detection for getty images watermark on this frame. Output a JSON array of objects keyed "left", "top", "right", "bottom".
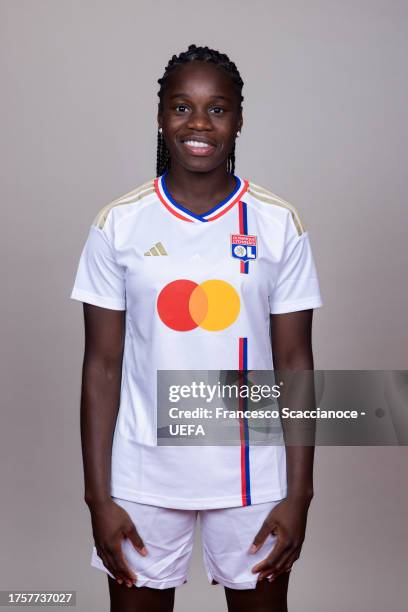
[{"left": 157, "top": 370, "right": 408, "bottom": 446}]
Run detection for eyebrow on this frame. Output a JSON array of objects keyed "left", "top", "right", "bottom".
[{"left": 169, "top": 93, "right": 230, "bottom": 101}]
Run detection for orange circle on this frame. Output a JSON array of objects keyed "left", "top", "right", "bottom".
[{"left": 189, "top": 284, "right": 208, "bottom": 326}]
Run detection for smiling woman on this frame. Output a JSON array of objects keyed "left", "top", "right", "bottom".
[
  {"left": 155, "top": 46, "right": 244, "bottom": 215},
  {"left": 70, "top": 43, "right": 323, "bottom": 612},
  {"left": 159, "top": 65, "right": 240, "bottom": 160}
]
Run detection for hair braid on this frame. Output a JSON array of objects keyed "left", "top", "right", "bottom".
[{"left": 156, "top": 44, "right": 243, "bottom": 176}]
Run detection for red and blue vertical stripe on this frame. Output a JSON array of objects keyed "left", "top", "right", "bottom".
[
  {"left": 238, "top": 201, "right": 249, "bottom": 274},
  {"left": 239, "top": 337, "right": 251, "bottom": 506}
]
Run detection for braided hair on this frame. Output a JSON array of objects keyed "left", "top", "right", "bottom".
[{"left": 156, "top": 44, "right": 244, "bottom": 177}]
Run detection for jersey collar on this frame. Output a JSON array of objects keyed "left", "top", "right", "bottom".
[{"left": 154, "top": 172, "right": 249, "bottom": 223}]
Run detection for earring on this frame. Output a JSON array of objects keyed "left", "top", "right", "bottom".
[
  {"left": 158, "top": 127, "right": 163, "bottom": 134},
  {"left": 236, "top": 131, "right": 241, "bottom": 138}
]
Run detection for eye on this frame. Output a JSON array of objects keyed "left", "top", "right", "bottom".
[
  {"left": 175, "top": 104, "right": 189, "bottom": 113},
  {"left": 210, "top": 107, "right": 225, "bottom": 114}
]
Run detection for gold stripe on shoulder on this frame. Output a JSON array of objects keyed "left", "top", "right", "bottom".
[
  {"left": 93, "top": 179, "right": 155, "bottom": 230},
  {"left": 248, "top": 182, "right": 305, "bottom": 236}
]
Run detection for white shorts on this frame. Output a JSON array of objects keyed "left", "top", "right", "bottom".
[{"left": 91, "top": 496, "right": 283, "bottom": 590}]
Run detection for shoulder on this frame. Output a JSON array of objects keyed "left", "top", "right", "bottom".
[
  {"left": 246, "top": 180, "right": 306, "bottom": 236},
  {"left": 92, "top": 178, "right": 156, "bottom": 230}
]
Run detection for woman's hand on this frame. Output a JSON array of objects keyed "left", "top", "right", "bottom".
[
  {"left": 250, "top": 495, "right": 312, "bottom": 582},
  {"left": 88, "top": 498, "right": 148, "bottom": 588}
]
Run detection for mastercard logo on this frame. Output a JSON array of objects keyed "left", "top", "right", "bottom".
[{"left": 157, "top": 279, "right": 240, "bottom": 332}]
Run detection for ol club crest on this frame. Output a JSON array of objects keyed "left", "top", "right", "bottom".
[{"left": 231, "top": 234, "right": 257, "bottom": 262}]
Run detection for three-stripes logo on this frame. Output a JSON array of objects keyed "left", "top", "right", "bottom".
[{"left": 144, "top": 242, "right": 168, "bottom": 256}]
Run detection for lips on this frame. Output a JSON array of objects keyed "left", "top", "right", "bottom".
[{"left": 181, "top": 136, "right": 217, "bottom": 156}]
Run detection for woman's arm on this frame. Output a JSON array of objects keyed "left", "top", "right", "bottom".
[
  {"left": 81, "top": 303, "right": 147, "bottom": 588},
  {"left": 250, "top": 309, "right": 316, "bottom": 582},
  {"left": 271, "top": 309, "right": 315, "bottom": 502},
  {"left": 81, "top": 303, "right": 125, "bottom": 506}
]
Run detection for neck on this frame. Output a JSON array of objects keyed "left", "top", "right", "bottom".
[{"left": 164, "top": 165, "right": 236, "bottom": 215}]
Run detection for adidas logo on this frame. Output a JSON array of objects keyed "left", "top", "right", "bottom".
[{"left": 144, "top": 242, "right": 168, "bottom": 256}]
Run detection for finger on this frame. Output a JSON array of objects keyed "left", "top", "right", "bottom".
[
  {"left": 100, "top": 550, "right": 128, "bottom": 584},
  {"left": 251, "top": 540, "right": 289, "bottom": 574},
  {"left": 261, "top": 564, "right": 294, "bottom": 582},
  {"left": 96, "top": 547, "right": 119, "bottom": 581},
  {"left": 98, "top": 537, "right": 136, "bottom": 586},
  {"left": 260, "top": 552, "right": 299, "bottom": 582},
  {"left": 126, "top": 524, "right": 148, "bottom": 556},
  {"left": 109, "top": 545, "right": 137, "bottom": 586},
  {"left": 272, "top": 548, "right": 300, "bottom": 575},
  {"left": 104, "top": 549, "right": 130, "bottom": 584},
  {"left": 249, "top": 521, "right": 276, "bottom": 553},
  {"left": 258, "top": 565, "right": 291, "bottom": 582}
]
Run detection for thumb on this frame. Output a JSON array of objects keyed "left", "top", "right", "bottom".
[
  {"left": 126, "top": 523, "right": 148, "bottom": 556},
  {"left": 249, "top": 520, "right": 275, "bottom": 554}
]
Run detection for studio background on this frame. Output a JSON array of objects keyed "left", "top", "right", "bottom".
[{"left": 1, "top": 1, "right": 407, "bottom": 611}]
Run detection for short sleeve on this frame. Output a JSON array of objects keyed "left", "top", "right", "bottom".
[
  {"left": 70, "top": 225, "right": 126, "bottom": 310},
  {"left": 268, "top": 217, "right": 323, "bottom": 314}
]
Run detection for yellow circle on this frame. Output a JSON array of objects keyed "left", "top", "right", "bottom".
[{"left": 197, "top": 280, "right": 240, "bottom": 331}]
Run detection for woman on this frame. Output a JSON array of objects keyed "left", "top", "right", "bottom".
[{"left": 71, "top": 44, "right": 323, "bottom": 612}]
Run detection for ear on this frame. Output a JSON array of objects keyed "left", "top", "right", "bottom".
[{"left": 237, "top": 112, "right": 243, "bottom": 133}]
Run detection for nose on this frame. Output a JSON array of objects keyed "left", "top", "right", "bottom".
[{"left": 186, "top": 108, "right": 212, "bottom": 131}]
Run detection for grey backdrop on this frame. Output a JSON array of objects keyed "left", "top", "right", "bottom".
[{"left": 1, "top": 0, "right": 407, "bottom": 610}]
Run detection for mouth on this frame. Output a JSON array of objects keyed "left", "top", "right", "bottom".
[{"left": 180, "top": 137, "right": 217, "bottom": 156}]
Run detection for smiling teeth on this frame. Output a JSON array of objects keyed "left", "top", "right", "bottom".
[{"left": 184, "top": 140, "right": 212, "bottom": 148}]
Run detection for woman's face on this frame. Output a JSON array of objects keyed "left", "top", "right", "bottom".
[{"left": 158, "top": 61, "right": 243, "bottom": 174}]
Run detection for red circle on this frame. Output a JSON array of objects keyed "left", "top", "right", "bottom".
[{"left": 157, "top": 280, "right": 199, "bottom": 331}]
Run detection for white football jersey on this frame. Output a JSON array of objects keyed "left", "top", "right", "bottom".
[{"left": 70, "top": 174, "right": 323, "bottom": 509}]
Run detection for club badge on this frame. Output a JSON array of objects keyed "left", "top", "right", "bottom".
[{"left": 231, "top": 234, "right": 257, "bottom": 262}]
